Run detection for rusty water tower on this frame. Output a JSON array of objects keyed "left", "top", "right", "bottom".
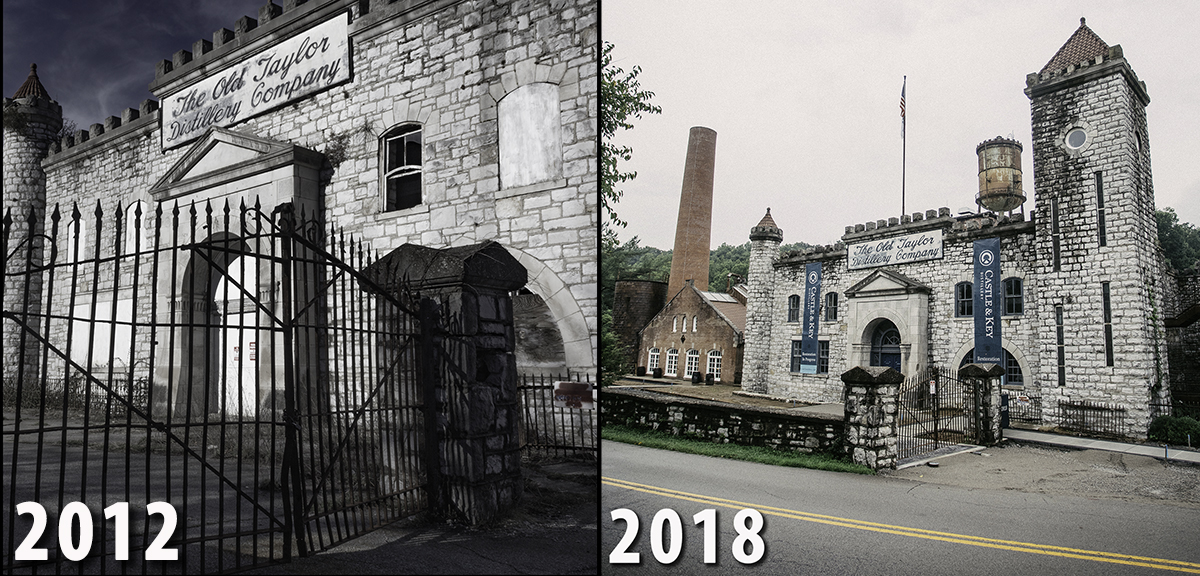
[{"left": 975, "top": 136, "right": 1026, "bottom": 212}]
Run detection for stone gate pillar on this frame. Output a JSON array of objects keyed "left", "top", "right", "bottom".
[
  {"left": 841, "top": 365, "right": 904, "bottom": 470},
  {"left": 960, "top": 363, "right": 1004, "bottom": 445},
  {"left": 365, "top": 240, "right": 527, "bottom": 525}
]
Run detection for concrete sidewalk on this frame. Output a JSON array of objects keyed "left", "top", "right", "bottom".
[{"left": 1004, "top": 428, "right": 1200, "bottom": 464}]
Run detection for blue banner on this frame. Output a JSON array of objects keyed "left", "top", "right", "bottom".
[
  {"left": 973, "top": 238, "right": 1003, "bottom": 365},
  {"left": 800, "top": 262, "right": 822, "bottom": 374}
]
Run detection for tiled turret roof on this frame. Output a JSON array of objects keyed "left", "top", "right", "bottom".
[
  {"left": 1040, "top": 18, "right": 1109, "bottom": 75},
  {"left": 12, "top": 63, "right": 52, "bottom": 100},
  {"left": 754, "top": 208, "right": 779, "bottom": 230}
]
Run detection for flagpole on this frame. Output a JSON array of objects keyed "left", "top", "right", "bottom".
[{"left": 901, "top": 76, "right": 906, "bottom": 218}]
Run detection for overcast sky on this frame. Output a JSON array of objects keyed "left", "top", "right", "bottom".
[
  {"left": 4, "top": 0, "right": 264, "bottom": 133},
  {"left": 603, "top": 1, "right": 1200, "bottom": 250}
]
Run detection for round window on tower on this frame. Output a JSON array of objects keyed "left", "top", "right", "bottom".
[{"left": 1065, "top": 128, "right": 1088, "bottom": 150}]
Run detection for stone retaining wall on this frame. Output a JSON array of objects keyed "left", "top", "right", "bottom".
[{"left": 601, "top": 387, "right": 843, "bottom": 454}]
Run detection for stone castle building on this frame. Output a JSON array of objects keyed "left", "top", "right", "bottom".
[
  {"left": 735, "top": 19, "right": 1197, "bottom": 436},
  {"left": 3, "top": 0, "right": 597, "bottom": 380}
]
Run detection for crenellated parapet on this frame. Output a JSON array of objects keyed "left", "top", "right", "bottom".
[{"left": 46, "top": 99, "right": 159, "bottom": 159}]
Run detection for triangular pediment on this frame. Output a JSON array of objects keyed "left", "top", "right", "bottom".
[
  {"left": 845, "top": 269, "right": 930, "bottom": 298},
  {"left": 150, "top": 126, "right": 323, "bottom": 201}
]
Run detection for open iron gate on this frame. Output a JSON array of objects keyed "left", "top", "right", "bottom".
[
  {"left": 2, "top": 201, "right": 442, "bottom": 573},
  {"left": 897, "top": 366, "right": 981, "bottom": 461}
]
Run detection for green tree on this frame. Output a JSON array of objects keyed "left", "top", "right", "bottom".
[
  {"left": 601, "top": 41, "right": 661, "bottom": 245},
  {"left": 1157, "top": 208, "right": 1200, "bottom": 271}
]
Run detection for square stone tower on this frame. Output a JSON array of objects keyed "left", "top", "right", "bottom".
[{"left": 1025, "top": 18, "right": 1169, "bottom": 435}]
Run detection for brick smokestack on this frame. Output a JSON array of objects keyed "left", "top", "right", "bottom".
[{"left": 667, "top": 126, "right": 717, "bottom": 298}]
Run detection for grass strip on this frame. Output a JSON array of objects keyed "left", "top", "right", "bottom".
[{"left": 602, "top": 424, "right": 874, "bottom": 475}]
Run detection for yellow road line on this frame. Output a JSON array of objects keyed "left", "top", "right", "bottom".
[{"left": 602, "top": 476, "right": 1200, "bottom": 573}]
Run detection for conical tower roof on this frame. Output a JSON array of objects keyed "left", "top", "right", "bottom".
[
  {"left": 750, "top": 208, "right": 782, "bottom": 242},
  {"left": 12, "top": 63, "right": 52, "bottom": 100},
  {"left": 1040, "top": 18, "right": 1109, "bottom": 74}
]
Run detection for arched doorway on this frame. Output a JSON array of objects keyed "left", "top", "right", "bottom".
[
  {"left": 174, "top": 233, "right": 259, "bottom": 420},
  {"left": 870, "top": 319, "right": 902, "bottom": 371}
]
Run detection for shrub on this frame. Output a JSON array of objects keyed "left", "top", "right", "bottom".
[{"left": 1147, "top": 415, "right": 1200, "bottom": 445}]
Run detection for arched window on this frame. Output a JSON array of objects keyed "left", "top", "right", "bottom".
[
  {"left": 955, "top": 282, "right": 973, "bottom": 317},
  {"left": 648, "top": 348, "right": 660, "bottom": 371},
  {"left": 706, "top": 350, "right": 722, "bottom": 381},
  {"left": 1003, "top": 277, "right": 1024, "bottom": 315},
  {"left": 681, "top": 315, "right": 688, "bottom": 332},
  {"left": 672, "top": 316, "right": 678, "bottom": 332},
  {"left": 381, "top": 124, "right": 423, "bottom": 211},
  {"left": 961, "top": 348, "right": 1024, "bottom": 386},
  {"left": 498, "top": 83, "right": 563, "bottom": 188},
  {"left": 665, "top": 348, "right": 679, "bottom": 377},
  {"left": 692, "top": 314, "right": 698, "bottom": 332},
  {"left": 869, "top": 319, "right": 902, "bottom": 370},
  {"left": 825, "top": 292, "right": 838, "bottom": 321},
  {"left": 787, "top": 294, "right": 801, "bottom": 322},
  {"left": 684, "top": 349, "right": 700, "bottom": 378}
]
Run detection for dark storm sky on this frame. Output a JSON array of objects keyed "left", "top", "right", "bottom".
[{"left": 4, "top": 0, "right": 266, "bottom": 131}]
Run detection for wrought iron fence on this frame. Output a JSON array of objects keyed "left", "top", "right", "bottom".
[
  {"left": 1055, "top": 400, "right": 1127, "bottom": 439},
  {"left": 2, "top": 200, "right": 434, "bottom": 573},
  {"left": 1004, "top": 391, "right": 1042, "bottom": 427},
  {"left": 897, "top": 366, "right": 975, "bottom": 461},
  {"left": 518, "top": 373, "right": 596, "bottom": 459}
]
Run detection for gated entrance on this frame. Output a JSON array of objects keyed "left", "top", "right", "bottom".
[
  {"left": 2, "top": 200, "right": 519, "bottom": 573},
  {"left": 897, "top": 366, "right": 981, "bottom": 461}
]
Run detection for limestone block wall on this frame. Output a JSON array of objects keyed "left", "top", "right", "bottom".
[
  {"left": 743, "top": 231, "right": 781, "bottom": 393},
  {"left": 36, "top": 0, "right": 597, "bottom": 376},
  {"left": 763, "top": 216, "right": 1039, "bottom": 404},
  {"left": 601, "top": 387, "right": 843, "bottom": 455}
]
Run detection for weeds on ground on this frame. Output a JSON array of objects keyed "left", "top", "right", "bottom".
[{"left": 602, "top": 424, "right": 874, "bottom": 475}]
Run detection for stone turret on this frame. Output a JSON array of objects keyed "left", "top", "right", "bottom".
[
  {"left": 3, "top": 64, "right": 63, "bottom": 384},
  {"left": 1025, "top": 19, "right": 1167, "bottom": 436},
  {"left": 742, "top": 208, "right": 782, "bottom": 393}
]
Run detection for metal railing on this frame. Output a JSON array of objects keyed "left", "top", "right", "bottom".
[
  {"left": 518, "top": 373, "right": 596, "bottom": 459},
  {"left": 2, "top": 201, "right": 434, "bottom": 573},
  {"left": 1056, "top": 400, "right": 1127, "bottom": 439}
]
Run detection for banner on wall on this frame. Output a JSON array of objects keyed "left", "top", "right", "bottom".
[
  {"left": 799, "top": 262, "right": 822, "bottom": 374},
  {"left": 972, "top": 238, "right": 1003, "bottom": 365}
]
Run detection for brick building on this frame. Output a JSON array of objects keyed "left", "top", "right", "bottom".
[
  {"left": 3, "top": 0, "right": 597, "bottom": 382},
  {"left": 741, "top": 20, "right": 1197, "bottom": 437}
]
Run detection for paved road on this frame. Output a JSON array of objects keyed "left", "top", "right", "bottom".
[{"left": 601, "top": 441, "right": 1200, "bottom": 575}]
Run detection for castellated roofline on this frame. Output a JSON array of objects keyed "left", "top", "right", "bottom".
[
  {"left": 1025, "top": 45, "right": 1149, "bottom": 106},
  {"left": 44, "top": 100, "right": 159, "bottom": 163}
]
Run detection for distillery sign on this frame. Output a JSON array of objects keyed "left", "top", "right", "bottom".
[
  {"left": 161, "top": 13, "right": 350, "bottom": 149},
  {"left": 847, "top": 229, "right": 943, "bottom": 270}
]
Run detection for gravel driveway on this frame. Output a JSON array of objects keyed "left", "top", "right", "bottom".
[{"left": 885, "top": 440, "right": 1200, "bottom": 507}]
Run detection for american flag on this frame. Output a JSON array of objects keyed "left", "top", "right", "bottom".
[{"left": 900, "top": 77, "right": 906, "bottom": 139}]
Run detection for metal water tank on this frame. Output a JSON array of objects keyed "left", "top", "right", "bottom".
[{"left": 976, "top": 136, "right": 1026, "bottom": 212}]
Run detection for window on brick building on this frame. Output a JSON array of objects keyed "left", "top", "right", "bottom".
[
  {"left": 824, "top": 292, "right": 838, "bottom": 321},
  {"left": 787, "top": 294, "right": 801, "bottom": 322},
  {"left": 707, "top": 350, "right": 722, "bottom": 381},
  {"left": 382, "top": 124, "right": 423, "bottom": 212},
  {"left": 692, "top": 315, "right": 698, "bottom": 332},
  {"left": 684, "top": 349, "right": 700, "bottom": 378},
  {"left": 1003, "top": 277, "right": 1023, "bottom": 315},
  {"left": 648, "top": 348, "right": 660, "bottom": 371},
  {"left": 672, "top": 316, "right": 678, "bottom": 332},
  {"left": 665, "top": 348, "right": 679, "bottom": 377},
  {"left": 955, "top": 282, "right": 973, "bottom": 317}
]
